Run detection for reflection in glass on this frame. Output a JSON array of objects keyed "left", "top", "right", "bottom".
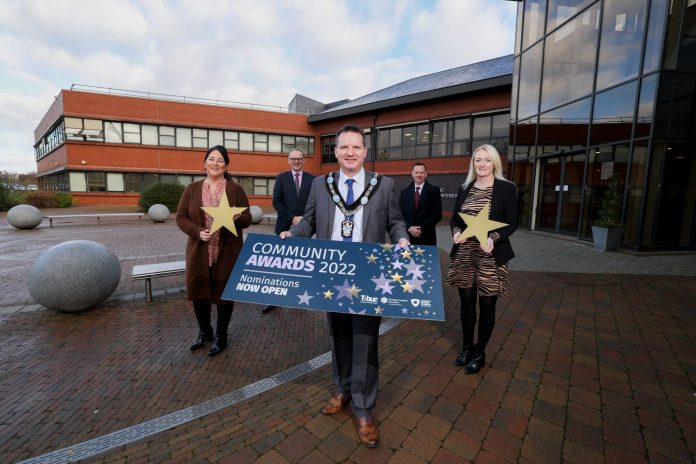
[
  {"left": 643, "top": 0, "right": 669, "bottom": 73},
  {"left": 591, "top": 81, "right": 637, "bottom": 145},
  {"left": 538, "top": 98, "right": 591, "bottom": 149},
  {"left": 596, "top": 0, "right": 647, "bottom": 91},
  {"left": 518, "top": 43, "right": 543, "bottom": 119},
  {"left": 537, "top": 158, "right": 562, "bottom": 230},
  {"left": 541, "top": 4, "right": 600, "bottom": 111},
  {"left": 546, "top": 0, "right": 595, "bottom": 31},
  {"left": 522, "top": 0, "right": 546, "bottom": 49},
  {"left": 635, "top": 73, "right": 658, "bottom": 138},
  {"left": 656, "top": 143, "right": 696, "bottom": 247},
  {"left": 623, "top": 142, "right": 647, "bottom": 246}
]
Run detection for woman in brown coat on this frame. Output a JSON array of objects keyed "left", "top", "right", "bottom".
[{"left": 176, "top": 145, "right": 252, "bottom": 356}]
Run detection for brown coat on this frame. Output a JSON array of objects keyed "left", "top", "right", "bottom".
[{"left": 176, "top": 179, "right": 252, "bottom": 303}]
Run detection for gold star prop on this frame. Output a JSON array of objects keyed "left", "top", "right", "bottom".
[
  {"left": 366, "top": 254, "right": 378, "bottom": 263},
  {"left": 348, "top": 284, "right": 362, "bottom": 298},
  {"left": 323, "top": 289, "right": 334, "bottom": 299},
  {"left": 381, "top": 243, "right": 394, "bottom": 252},
  {"left": 201, "top": 191, "right": 248, "bottom": 236},
  {"left": 458, "top": 201, "right": 508, "bottom": 245},
  {"left": 391, "top": 272, "right": 403, "bottom": 283}
]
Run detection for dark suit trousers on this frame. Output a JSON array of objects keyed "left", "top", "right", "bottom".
[{"left": 327, "top": 312, "right": 381, "bottom": 417}]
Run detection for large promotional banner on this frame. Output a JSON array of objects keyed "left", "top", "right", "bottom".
[{"left": 223, "top": 233, "right": 445, "bottom": 321}]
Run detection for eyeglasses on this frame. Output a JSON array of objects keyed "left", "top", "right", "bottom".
[{"left": 289, "top": 158, "right": 304, "bottom": 162}]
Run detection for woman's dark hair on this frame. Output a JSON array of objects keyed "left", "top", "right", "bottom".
[{"left": 204, "top": 145, "right": 233, "bottom": 180}]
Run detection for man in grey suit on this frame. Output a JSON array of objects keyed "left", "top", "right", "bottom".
[{"left": 280, "top": 124, "right": 408, "bottom": 448}]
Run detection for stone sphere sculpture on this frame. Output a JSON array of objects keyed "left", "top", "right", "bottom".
[
  {"left": 28, "top": 240, "right": 121, "bottom": 312},
  {"left": 7, "top": 204, "right": 43, "bottom": 230},
  {"left": 249, "top": 206, "right": 264, "bottom": 224},
  {"left": 147, "top": 204, "right": 170, "bottom": 223}
]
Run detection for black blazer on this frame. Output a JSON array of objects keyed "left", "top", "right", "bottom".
[
  {"left": 449, "top": 178, "right": 518, "bottom": 266},
  {"left": 399, "top": 180, "right": 443, "bottom": 246},
  {"left": 272, "top": 170, "right": 315, "bottom": 234}
]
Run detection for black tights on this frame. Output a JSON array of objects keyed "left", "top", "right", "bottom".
[{"left": 458, "top": 287, "right": 497, "bottom": 353}]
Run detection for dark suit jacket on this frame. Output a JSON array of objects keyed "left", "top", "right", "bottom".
[
  {"left": 399, "top": 180, "right": 442, "bottom": 245},
  {"left": 273, "top": 170, "right": 315, "bottom": 234},
  {"left": 449, "top": 178, "right": 518, "bottom": 266},
  {"left": 289, "top": 170, "right": 407, "bottom": 244}
]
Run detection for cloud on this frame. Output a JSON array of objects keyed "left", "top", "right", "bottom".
[{"left": 0, "top": 0, "right": 516, "bottom": 173}]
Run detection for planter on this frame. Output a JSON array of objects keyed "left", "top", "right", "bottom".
[{"left": 591, "top": 226, "right": 623, "bottom": 252}]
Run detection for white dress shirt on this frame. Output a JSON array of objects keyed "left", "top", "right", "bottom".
[{"left": 331, "top": 168, "right": 366, "bottom": 242}]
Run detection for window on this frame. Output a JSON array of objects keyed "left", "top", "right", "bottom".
[
  {"left": 269, "top": 134, "right": 282, "bottom": 152},
  {"left": 159, "top": 126, "right": 175, "bottom": 146},
  {"left": 452, "top": 118, "right": 471, "bottom": 156},
  {"left": 86, "top": 172, "right": 106, "bottom": 192},
  {"left": 282, "top": 135, "right": 296, "bottom": 153},
  {"left": 517, "top": 42, "right": 543, "bottom": 119},
  {"left": 209, "top": 130, "right": 223, "bottom": 147},
  {"left": 254, "top": 133, "right": 268, "bottom": 151},
  {"left": 591, "top": 80, "right": 638, "bottom": 145},
  {"left": 83, "top": 119, "right": 104, "bottom": 141},
  {"left": 105, "top": 122, "right": 123, "bottom": 143},
  {"left": 472, "top": 116, "right": 492, "bottom": 150},
  {"left": 239, "top": 132, "right": 253, "bottom": 151},
  {"left": 107, "top": 173, "right": 124, "bottom": 191},
  {"left": 64, "top": 117, "right": 83, "bottom": 140},
  {"left": 69, "top": 172, "right": 87, "bottom": 191},
  {"left": 321, "top": 135, "right": 336, "bottom": 163},
  {"left": 123, "top": 123, "right": 141, "bottom": 143},
  {"left": 296, "top": 136, "right": 310, "bottom": 155},
  {"left": 176, "top": 127, "right": 192, "bottom": 147},
  {"left": 160, "top": 174, "right": 178, "bottom": 184},
  {"left": 224, "top": 131, "right": 239, "bottom": 150},
  {"left": 124, "top": 173, "right": 142, "bottom": 192},
  {"left": 254, "top": 177, "right": 268, "bottom": 195},
  {"left": 193, "top": 128, "right": 207, "bottom": 148},
  {"left": 431, "top": 121, "right": 448, "bottom": 157},
  {"left": 142, "top": 125, "right": 158, "bottom": 145}
]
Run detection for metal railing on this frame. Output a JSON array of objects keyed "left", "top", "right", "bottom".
[{"left": 69, "top": 84, "right": 315, "bottom": 115}]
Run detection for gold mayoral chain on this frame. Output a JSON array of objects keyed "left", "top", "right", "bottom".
[{"left": 326, "top": 171, "right": 381, "bottom": 239}]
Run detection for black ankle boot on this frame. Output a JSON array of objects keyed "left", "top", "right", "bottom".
[
  {"left": 465, "top": 352, "right": 486, "bottom": 374},
  {"left": 208, "top": 336, "right": 227, "bottom": 356},
  {"left": 190, "top": 331, "right": 212, "bottom": 350},
  {"left": 453, "top": 343, "right": 474, "bottom": 366}
]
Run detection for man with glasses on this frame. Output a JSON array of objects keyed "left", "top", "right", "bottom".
[{"left": 262, "top": 148, "right": 315, "bottom": 314}]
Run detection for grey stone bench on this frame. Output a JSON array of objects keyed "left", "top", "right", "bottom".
[
  {"left": 262, "top": 213, "right": 276, "bottom": 225},
  {"left": 45, "top": 213, "right": 145, "bottom": 228},
  {"left": 131, "top": 260, "right": 185, "bottom": 302}
]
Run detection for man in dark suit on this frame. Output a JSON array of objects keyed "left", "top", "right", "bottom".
[
  {"left": 281, "top": 124, "right": 408, "bottom": 448},
  {"left": 262, "top": 148, "right": 314, "bottom": 314},
  {"left": 399, "top": 162, "right": 442, "bottom": 246}
]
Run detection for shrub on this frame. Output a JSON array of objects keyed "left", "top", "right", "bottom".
[
  {"left": 139, "top": 182, "right": 185, "bottom": 211},
  {"left": 594, "top": 175, "right": 624, "bottom": 228},
  {"left": 55, "top": 192, "right": 73, "bottom": 208},
  {"left": 24, "top": 190, "right": 59, "bottom": 208},
  {"left": 0, "top": 185, "right": 24, "bottom": 211}
]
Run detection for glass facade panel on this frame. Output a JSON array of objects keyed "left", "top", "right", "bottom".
[
  {"left": 522, "top": 0, "right": 546, "bottom": 49},
  {"left": 623, "top": 142, "right": 648, "bottom": 246},
  {"left": 635, "top": 73, "right": 658, "bottom": 138},
  {"left": 538, "top": 97, "right": 591, "bottom": 149},
  {"left": 596, "top": 0, "right": 647, "bottom": 91},
  {"left": 591, "top": 80, "right": 637, "bottom": 145},
  {"left": 431, "top": 121, "right": 447, "bottom": 157},
  {"left": 547, "top": 0, "right": 595, "bottom": 31},
  {"left": 472, "top": 116, "right": 491, "bottom": 149},
  {"left": 176, "top": 127, "right": 192, "bottom": 147},
  {"left": 541, "top": 3, "right": 600, "bottom": 111},
  {"left": 517, "top": 42, "right": 543, "bottom": 119},
  {"left": 643, "top": 0, "right": 669, "bottom": 73}
]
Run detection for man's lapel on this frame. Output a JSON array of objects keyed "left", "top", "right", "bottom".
[{"left": 361, "top": 170, "right": 374, "bottom": 238}]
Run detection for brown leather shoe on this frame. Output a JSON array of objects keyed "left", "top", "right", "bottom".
[
  {"left": 356, "top": 416, "right": 379, "bottom": 448},
  {"left": 320, "top": 393, "right": 351, "bottom": 415}
]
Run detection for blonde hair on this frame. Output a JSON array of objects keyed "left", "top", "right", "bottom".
[{"left": 463, "top": 144, "right": 507, "bottom": 187}]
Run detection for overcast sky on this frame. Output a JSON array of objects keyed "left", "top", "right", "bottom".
[{"left": 0, "top": 0, "right": 517, "bottom": 174}]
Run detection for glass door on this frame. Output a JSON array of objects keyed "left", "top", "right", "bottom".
[{"left": 537, "top": 154, "right": 586, "bottom": 235}]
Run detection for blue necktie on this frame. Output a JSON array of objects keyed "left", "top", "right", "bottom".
[{"left": 343, "top": 178, "right": 355, "bottom": 242}]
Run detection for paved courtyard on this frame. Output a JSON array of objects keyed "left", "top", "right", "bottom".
[{"left": 0, "top": 207, "right": 695, "bottom": 463}]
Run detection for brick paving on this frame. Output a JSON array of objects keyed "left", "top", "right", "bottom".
[{"left": 0, "top": 208, "right": 695, "bottom": 463}]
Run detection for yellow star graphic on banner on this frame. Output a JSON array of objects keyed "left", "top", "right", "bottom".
[
  {"left": 201, "top": 191, "right": 248, "bottom": 236},
  {"left": 458, "top": 201, "right": 508, "bottom": 245},
  {"left": 348, "top": 284, "right": 362, "bottom": 297},
  {"left": 366, "top": 254, "right": 378, "bottom": 263},
  {"left": 413, "top": 247, "right": 425, "bottom": 256},
  {"left": 400, "top": 249, "right": 412, "bottom": 260},
  {"left": 401, "top": 282, "right": 413, "bottom": 293},
  {"left": 391, "top": 272, "right": 403, "bottom": 283},
  {"left": 323, "top": 289, "right": 334, "bottom": 299},
  {"left": 374, "top": 306, "right": 384, "bottom": 315},
  {"left": 381, "top": 243, "right": 395, "bottom": 252}
]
